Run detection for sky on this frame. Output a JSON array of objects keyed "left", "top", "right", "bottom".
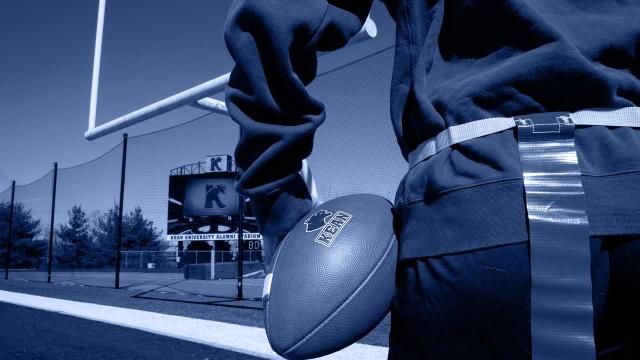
[
  {"left": 0, "top": 0, "right": 396, "bottom": 186},
  {"left": 0, "top": 0, "right": 404, "bottom": 233}
]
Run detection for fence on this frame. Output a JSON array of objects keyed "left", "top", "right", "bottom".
[
  {"left": 0, "top": 46, "right": 405, "bottom": 306},
  {"left": 121, "top": 250, "right": 263, "bottom": 271}
]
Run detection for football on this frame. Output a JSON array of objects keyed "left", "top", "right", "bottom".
[{"left": 262, "top": 194, "right": 397, "bottom": 359}]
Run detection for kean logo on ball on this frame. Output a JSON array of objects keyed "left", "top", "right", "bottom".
[
  {"left": 313, "top": 210, "right": 352, "bottom": 247},
  {"left": 304, "top": 210, "right": 333, "bottom": 232}
]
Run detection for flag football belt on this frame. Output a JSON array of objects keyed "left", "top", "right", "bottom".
[
  {"left": 409, "top": 106, "right": 640, "bottom": 360},
  {"left": 408, "top": 106, "right": 640, "bottom": 168}
]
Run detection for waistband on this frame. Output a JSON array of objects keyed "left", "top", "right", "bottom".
[{"left": 408, "top": 107, "right": 640, "bottom": 169}]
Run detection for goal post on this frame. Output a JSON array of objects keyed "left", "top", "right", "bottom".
[
  {"left": 87, "top": 0, "right": 106, "bottom": 132},
  {"left": 84, "top": 73, "right": 230, "bottom": 140},
  {"left": 85, "top": 0, "right": 377, "bottom": 141},
  {"left": 84, "top": 0, "right": 379, "bottom": 206}
]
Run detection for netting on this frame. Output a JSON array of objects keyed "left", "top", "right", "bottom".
[
  {"left": 3, "top": 46, "right": 402, "bottom": 306},
  {"left": 125, "top": 111, "right": 239, "bottom": 241},
  {"left": 51, "top": 143, "right": 123, "bottom": 287},
  {"left": 0, "top": 186, "right": 11, "bottom": 204},
  {"left": 0, "top": 186, "right": 12, "bottom": 274},
  {"left": 309, "top": 46, "right": 404, "bottom": 200},
  {"left": 119, "top": 112, "right": 245, "bottom": 300},
  {"left": 2, "top": 171, "right": 53, "bottom": 282}
]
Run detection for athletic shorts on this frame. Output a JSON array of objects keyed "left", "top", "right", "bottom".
[{"left": 388, "top": 236, "right": 640, "bottom": 360}]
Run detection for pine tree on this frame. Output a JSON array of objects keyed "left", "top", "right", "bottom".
[
  {"left": 0, "top": 202, "right": 45, "bottom": 269},
  {"left": 122, "top": 207, "right": 165, "bottom": 251},
  {"left": 55, "top": 205, "right": 93, "bottom": 268},
  {"left": 91, "top": 206, "right": 118, "bottom": 267},
  {"left": 91, "top": 205, "right": 166, "bottom": 267}
]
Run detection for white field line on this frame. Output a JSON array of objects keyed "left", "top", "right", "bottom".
[
  {"left": 0, "top": 290, "right": 388, "bottom": 360},
  {"left": 242, "top": 269, "right": 264, "bottom": 278}
]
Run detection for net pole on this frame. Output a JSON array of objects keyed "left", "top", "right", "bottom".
[
  {"left": 4, "top": 181, "right": 15, "bottom": 280},
  {"left": 115, "top": 133, "right": 128, "bottom": 289},
  {"left": 47, "top": 163, "right": 58, "bottom": 283},
  {"left": 236, "top": 194, "right": 245, "bottom": 300}
]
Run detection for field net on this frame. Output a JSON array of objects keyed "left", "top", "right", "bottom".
[
  {"left": 1, "top": 171, "right": 53, "bottom": 283},
  {"left": 2, "top": 46, "right": 404, "bottom": 306}
]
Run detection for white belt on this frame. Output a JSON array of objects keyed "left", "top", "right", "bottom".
[{"left": 408, "top": 106, "right": 640, "bottom": 169}]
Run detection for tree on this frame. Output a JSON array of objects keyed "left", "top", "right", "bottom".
[
  {"left": 91, "top": 206, "right": 118, "bottom": 267},
  {"left": 55, "top": 205, "right": 93, "bottom": 268},
  {"left": 122, "top": 207, "right": 165, "bottom": 251},
  {"left": 0, "top": 201, "right": 45, "bottom": 269},
  {"left": 92, "top": 206, "right": 166, "bottom": 267}
]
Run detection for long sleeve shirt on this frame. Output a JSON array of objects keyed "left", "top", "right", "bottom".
[{"left": 225, "top": 0, "right": 640, "bottom": 259}]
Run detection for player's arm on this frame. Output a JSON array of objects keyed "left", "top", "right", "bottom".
[{"left": 224, "top": 0, "right": 373, "bottom": 244}]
